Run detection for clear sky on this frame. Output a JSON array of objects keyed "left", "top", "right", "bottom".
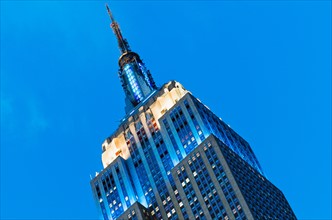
[{"left": 1, "top": 1, "right": 331, "bottom": 219}]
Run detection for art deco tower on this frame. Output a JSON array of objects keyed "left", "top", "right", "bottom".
[{"left": 90, "top": 5, "right": 297, "bottom": 220}]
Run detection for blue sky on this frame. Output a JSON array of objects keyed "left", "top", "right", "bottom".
[{"left": 1, "top": 1, "right": 331, "bottom": 219}]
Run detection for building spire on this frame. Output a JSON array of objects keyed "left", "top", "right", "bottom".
[
  {"left": 105, "top": 4, "right": 158, "bottom": 114},
  {"left": 106, "top": 4, "right": 130, "bottom": 54}
]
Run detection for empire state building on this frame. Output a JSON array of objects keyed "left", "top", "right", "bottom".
[{"left": 90, "top": 5, "right": 297, "bottom": 220}]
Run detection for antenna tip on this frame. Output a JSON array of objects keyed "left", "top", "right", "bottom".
[{"left": 105, "top": 3, "right": 115, "bottom": 22}]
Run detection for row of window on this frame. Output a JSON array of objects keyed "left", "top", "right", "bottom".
[
  {"left": 125, "top": 130, "right": 155, "bottom": 209},
  {"left": 220, "top": 142, "right": 296, "bottom": 219},
  {"left": 192, "top": 96, "right": 263, "bottom": 175},
  {"left": 177, "top": 165, "right": 206, "bottom": 220},
  {"left": 170, "top": 105, "right": 197, "bottom": 154},
  {"left": 189, "top": 151, "right": 228, "bottom": 220},
  {"left": 204, "top": 142, "right": 246, "bottom": 220}
]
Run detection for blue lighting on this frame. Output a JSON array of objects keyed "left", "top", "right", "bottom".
[
  {"left": 123, "top": 64, "right": 144, "bottom": 103},
  {"left": 138, "top": 63, "right": 154, "bottom": 88}
]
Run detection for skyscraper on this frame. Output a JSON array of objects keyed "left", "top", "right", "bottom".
[{"left": 90, "top": 5, "right": 296, "bottom": 220}]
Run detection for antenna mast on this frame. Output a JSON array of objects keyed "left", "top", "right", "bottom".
[{"left": 106, "top": 4, "right": 130, "bottom": 54}]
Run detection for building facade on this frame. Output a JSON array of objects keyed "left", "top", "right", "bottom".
[{"left": 90, "top": 6, "right": 296, "bottom": 220}]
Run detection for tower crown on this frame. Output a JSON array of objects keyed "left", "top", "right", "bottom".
[{"left": 106, "top": 4, "right": 157, "bottom": 113}]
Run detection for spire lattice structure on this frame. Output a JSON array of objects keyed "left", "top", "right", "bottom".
[
  {"left": 106, "top": 4, "right": 157, "bottom": 113},
  {"left": 106, "top": 4, "right": 130, "bottom": 54}
]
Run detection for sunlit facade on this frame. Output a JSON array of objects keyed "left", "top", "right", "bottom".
[{"left": 90, "top": 6, "right": 296, "bottom": 220}]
